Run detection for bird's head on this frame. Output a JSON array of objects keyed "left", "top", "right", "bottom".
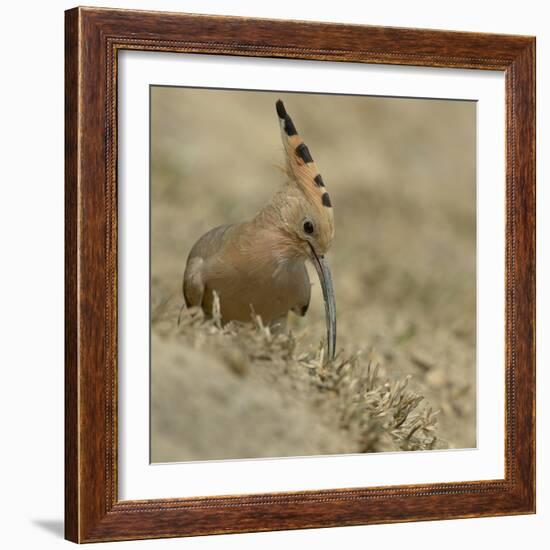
[
  {"left": 277, "top": 183, "right": 335, "bottom": 260},
  {"left": 273, "top": 99, "right": 337, "bottom": 360}
]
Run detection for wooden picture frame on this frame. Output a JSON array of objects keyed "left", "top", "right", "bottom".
[{"left": 65, "top": 6, "right": 536, "bottom": 543}]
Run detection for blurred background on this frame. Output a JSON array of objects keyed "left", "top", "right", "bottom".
[{"left": 150, "top": 86, "right": 476, "bottom": 462}]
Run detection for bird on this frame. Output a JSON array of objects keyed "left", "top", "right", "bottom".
[{"left": 182, "top": 99, "right": 336, "bottom": 359}]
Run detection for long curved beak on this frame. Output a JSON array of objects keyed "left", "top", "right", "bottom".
[{"left": 308, "top": 244, "right": 337, "bottom": 361}]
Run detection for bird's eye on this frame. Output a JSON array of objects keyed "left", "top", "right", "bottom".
[{"left": 303, "top": 220, "right": 314, "bottom": 234}]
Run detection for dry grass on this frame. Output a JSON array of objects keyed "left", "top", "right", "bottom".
[{"left": 152, "top": 289, "right": 443, "bottom": 460}]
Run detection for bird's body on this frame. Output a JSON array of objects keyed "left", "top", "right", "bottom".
[
  {"left": 183, "top": 219, "right": 311, "bottom": 325},
  {"left": 182, "top": 100, "right": 337, "bottom": 358}
]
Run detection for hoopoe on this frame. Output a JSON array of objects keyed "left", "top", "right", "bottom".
[{"left": 182, "top": 100, "right": 336, "bottom": 359}]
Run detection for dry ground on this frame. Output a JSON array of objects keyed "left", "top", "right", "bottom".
[{"left": 150, "top": 87, "right": 476, "bottom": 462}]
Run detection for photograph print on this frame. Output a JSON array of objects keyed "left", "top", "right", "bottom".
[{"left": 150, "top": 87, "right": 476, "bottom": 463}]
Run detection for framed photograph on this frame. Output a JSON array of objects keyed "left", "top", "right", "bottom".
[{"left": 65, "top": 6, "right": 535, "bottom": 543}]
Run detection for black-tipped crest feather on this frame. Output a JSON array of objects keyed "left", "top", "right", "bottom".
[
  {"left": 275, "top": 99, "right": 287, "bottom": 118},
  {"left": 296, "top": 143, "right": 313, "bottom": 164},
  {"left": 276, "top": 99, "right": 297, "bottom": 136},
  {"left": 314, "top": 174, "right": 325, "bottom": 187}
]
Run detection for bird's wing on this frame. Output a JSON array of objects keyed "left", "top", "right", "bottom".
[
  {"left": 183, "top": 224, "right": 234, "bottom": 307},
  {"left": 183, "top": 257, "right": 205, "bottom": 307}
]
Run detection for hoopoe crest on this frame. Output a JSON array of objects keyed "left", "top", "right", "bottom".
[{"left": 183, "top": 100, "right": 337, "bottom": 359}]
